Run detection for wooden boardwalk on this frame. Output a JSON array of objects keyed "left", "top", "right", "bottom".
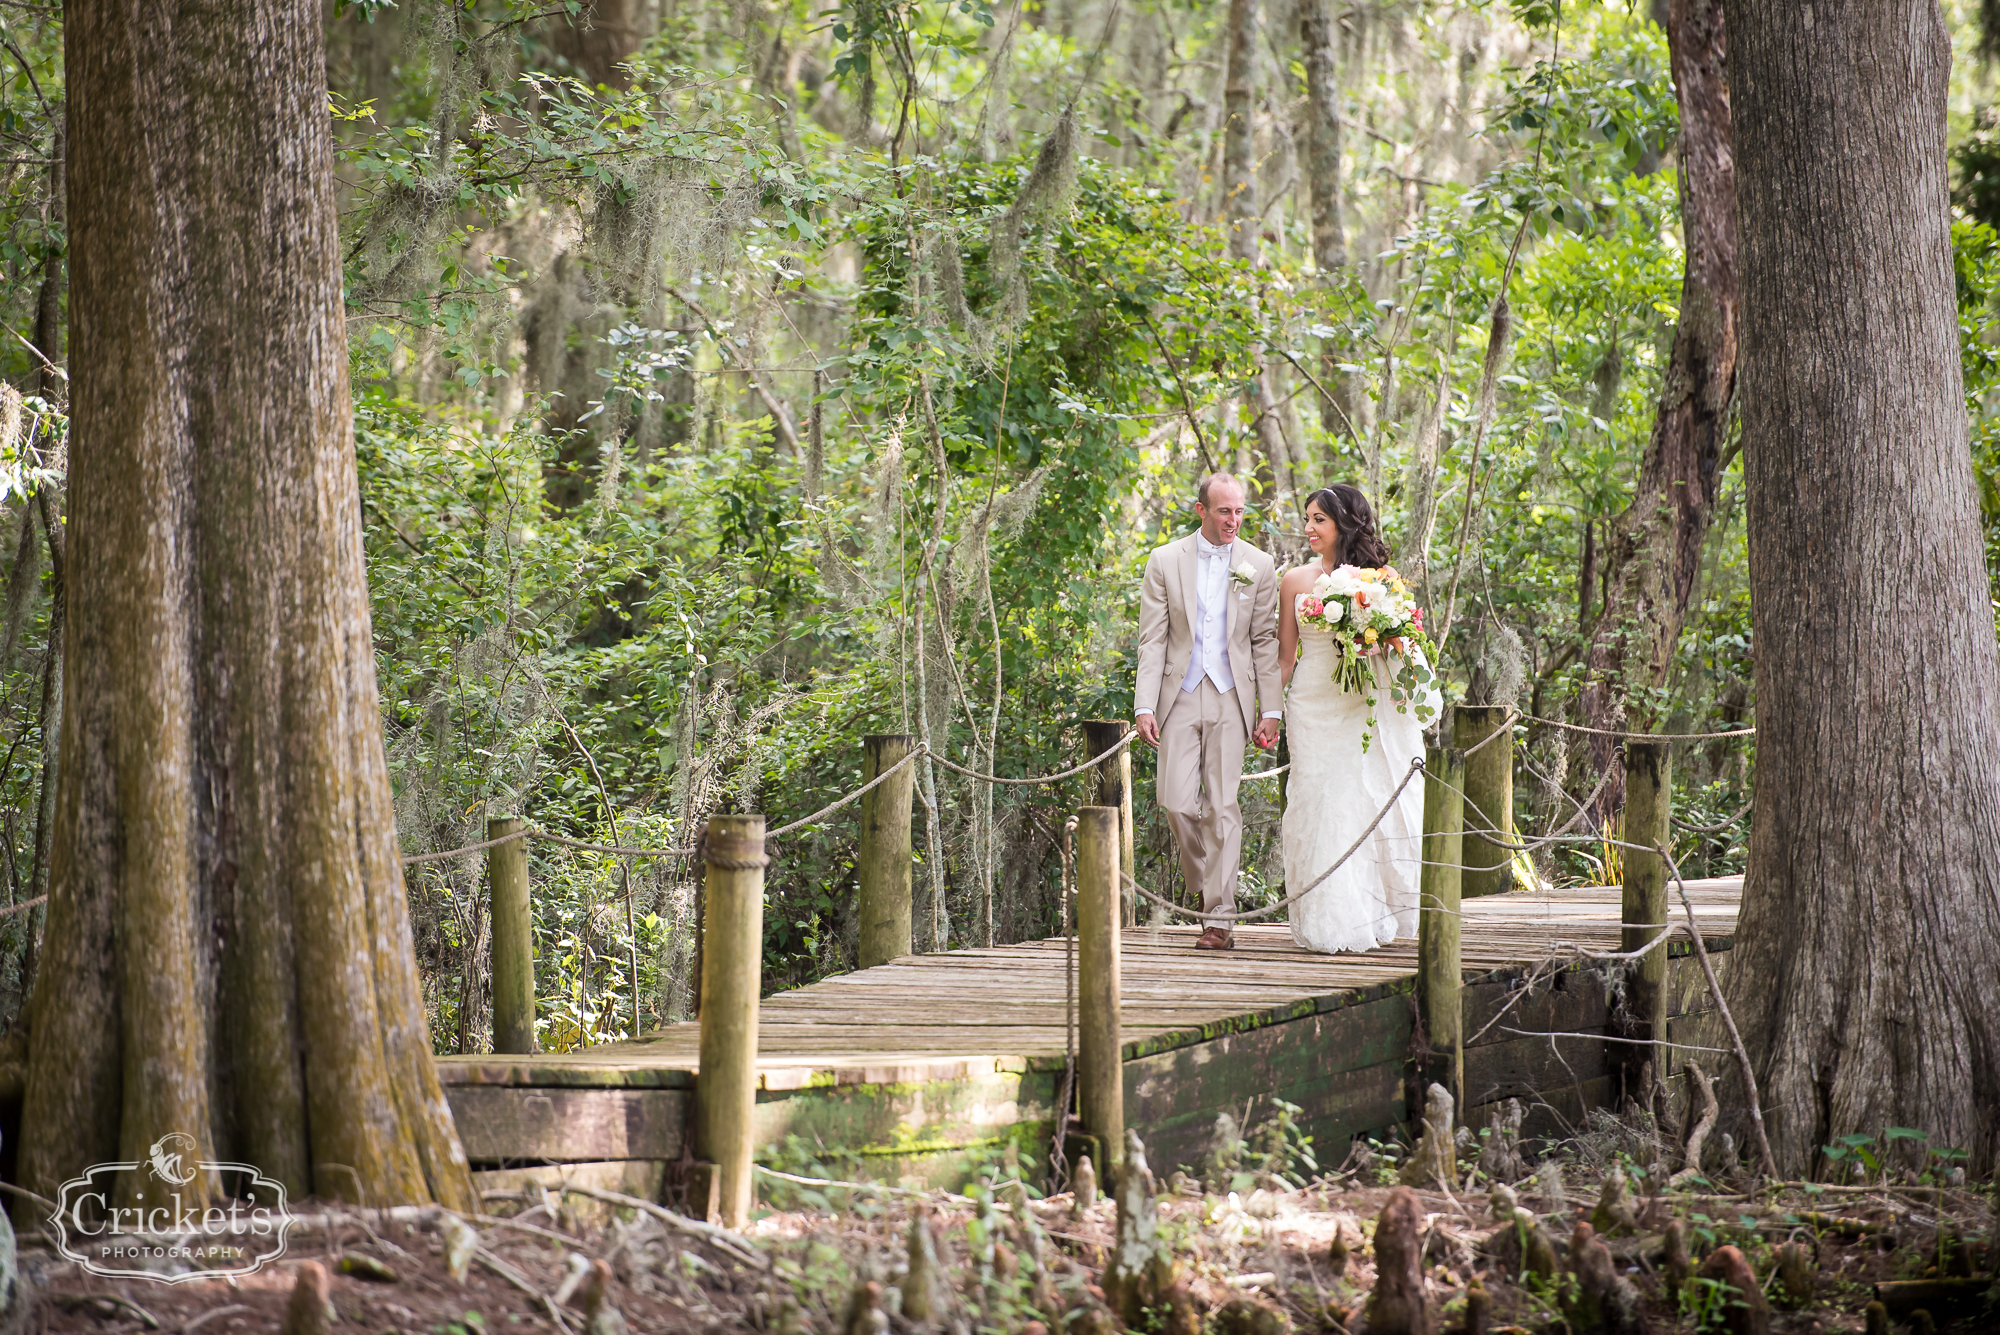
[{"left": 440, "top": 878, "right": 1743, "bottom": 1187}]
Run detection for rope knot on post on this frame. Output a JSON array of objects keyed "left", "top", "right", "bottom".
[{"left": 700, "top": 827, "right": 770, "bottom": 870}]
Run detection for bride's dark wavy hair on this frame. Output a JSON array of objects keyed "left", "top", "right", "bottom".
[{"left": 1304, "top": 484, "right": 1393, "bottom": 568}]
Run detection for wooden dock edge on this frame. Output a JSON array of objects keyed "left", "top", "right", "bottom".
[{"left": 441, "top": 940, "right": 1734, "bottom": 1189}]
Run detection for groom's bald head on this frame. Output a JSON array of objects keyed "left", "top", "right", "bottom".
[
  {"left": 1194, "top": 473, "right": 1246, "bottom": 545},
  {"left": 1196, "top": 473, "right": 1243, "bottom": 509}
]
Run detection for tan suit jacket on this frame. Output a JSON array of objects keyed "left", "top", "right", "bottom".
[{"left": 1135, "top": 534, "right": 1283, "bottom": 736}]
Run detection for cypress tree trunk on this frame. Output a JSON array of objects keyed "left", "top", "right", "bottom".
[
  {"left": 550, "top": 0, "right": 646, "bottom": 89},
  {"left": 22, "top": 124, "right": 68, "bottom": 1001},
  {"left": 20, "top": 0, "right": 476, "bottom": 1209},
  {"left": 1221, "top": 0, "right": 1258, "bottom": 263},
  {"left": 1577, "top": 0, "right": 1736, "bottom": 818},
  {"left": 1726, "top": 0, "right": 2000, "bottom": 1171},
  {"left": 1299, "top": 0, "right": 1360, "bottom": 445},
  {"left": 1299, "top": 0, "right": 1345, "bottom": 273}
]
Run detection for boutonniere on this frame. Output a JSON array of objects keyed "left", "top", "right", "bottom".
[{"left": 1230, "top": 560, "right": 1257, "bottom": 587}]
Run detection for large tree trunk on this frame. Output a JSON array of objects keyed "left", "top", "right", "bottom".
[
  {"left": 1298, "top": 0, "right": 1358, "bottom": 446},
  {"left": 1726, "top": 0, "right": 2000, "bottom": 1171},
  {"left": 1221, "top": 0, "right": 1258, "bottom": 263},
  {"left": 21, "top": 0, "right": 476, "bottom": 1209},
  {"left": 22, "top": 126, "right": 66, "bottom": 1000},
  {"left": 1576, "top": 0, "right": 1736, "bottom": 816},
  {"left": 1298, "top": 0, "right": 1344, "bottom": 273},
  {"left": 550, "top": 0, "right": 647, "bottom": 89}
]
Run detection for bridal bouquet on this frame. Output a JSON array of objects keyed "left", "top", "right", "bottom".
[{"left": 1297, "top": 565, "right": 1441, "bottom": 748}]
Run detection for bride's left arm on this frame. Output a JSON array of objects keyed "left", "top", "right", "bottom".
[{"left": 1277, "top": 571, "right": 1301, "bottom": 688}]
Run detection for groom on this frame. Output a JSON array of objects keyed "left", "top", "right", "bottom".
[{"left": 1134, "top": 473, "right": 1282, "bottom": 950}]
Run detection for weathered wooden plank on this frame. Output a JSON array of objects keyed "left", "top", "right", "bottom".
[
  {"left": 1464, "top": 1027, "right": 1613, "bottom": 1108},
  {"left": 447, "top": 1086, "right": 689, "bottom": 1162},
  {"left": 1469, "top": 1074, "right": 1620, "bottom": 1145},
  {"left": 1135, "top": 1060, "right": 1405, "bottom": 1179},
  {"left": 754, "top": 1067, "right": 1059, "bottom": 1162},
  {"left": 1127, "top": 994, "right": 1414, "bottom": 1126},
  {"left": 1463, "top": 970, "right": 1612, "bottom": 1050},
  {"left": 438, "top": 1059, "right": 697, "bottom": 1088},
  {"left": 473, "top": 1161, "right": 668, "bottom": 1226}
]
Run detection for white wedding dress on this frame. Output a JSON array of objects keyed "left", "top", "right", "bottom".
[{"left": 1282, "top": 615, "right": 1435, "bottom": 953}]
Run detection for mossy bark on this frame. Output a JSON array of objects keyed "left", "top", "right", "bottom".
[
  {"left": 20, "top": 0, "right": 474, "bottom": 1212},
  {"left": 1727, "top": 0, "right": 2000, "bottom": 1171}
]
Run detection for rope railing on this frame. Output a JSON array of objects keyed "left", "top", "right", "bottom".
[
  {"left": 402, "top": 704, "right": 1752, "bottom": 868},
  {"left": 1120, "top": 755, "right": 1426, "bottom": 925},
  {"left": 400, "top": 732, "right": 1137, "bottom": 866},
  {"left": 924, "top": 732, "right": 1133, "bottom": 786},
  {"left": 1113, "top": 760, "right": 1745, "bottom": 931},
  {"left": 1517, "top": 711, "right": 1756, "bottom": 741},
  {"left": 402, "top": 828, "right": 536, "bottom": 866}
]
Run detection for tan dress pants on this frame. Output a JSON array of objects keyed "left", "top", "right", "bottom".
[{"left": 1157, "top": 678, "right": 1246, "bottom": 926}]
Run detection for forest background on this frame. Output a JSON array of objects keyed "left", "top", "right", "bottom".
[{"left": 0, "top": 0, "right": 1996, "bottom": 1059}]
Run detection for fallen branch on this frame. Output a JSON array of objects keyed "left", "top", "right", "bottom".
[
  {"left": 1792, "top": 1211, "right": 1888, "bottom": 1237},
  {"left": 474, "top": 1246, "right": 575, "bottom": 1334},
  {"left": 54, "top": 1294, "right": 160, "bottom": 1329},
  {"left": 754, "top": 1164, "right": 997, "bottom": 1209},
  {"left": 284, "top": 1204, "right": 446, "bottom": 1233},
  {"left": 1664, "top": 847, "right": 1779, "bottom": 1179},
  {"left": 1670, "top": 1060, "right": 1719, "bottom": 1187},
  {"left": 559, "top": 1183, "right": 769, "bottom": 1270},
  {"left": 474, "top": 1211, "right": 593, "bottom": 1249},
  {"left": 180, "top": 1304, "right": 251, "bottom": 1334}
]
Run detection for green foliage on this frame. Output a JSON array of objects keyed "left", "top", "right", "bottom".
[
  {"left": 9, "top": 0, "right": 2000, "bottom": 1054},
  {"left": 1680, "top": 1274, "right": 1750, "bottom": 1333},
  {"left": 1819, "top": 1126, "right": 1970, "bottom": 1187}
]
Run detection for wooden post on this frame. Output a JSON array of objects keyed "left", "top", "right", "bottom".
[
  {"left": 488, "top": 816, "right": 537, "bottom": 1054},
  {"left": 857, "top": 734, "right": 916, "bottom": 968},
  {"left": 1075, "top": 806, "right": 1123, "bottom": 1183},
  {"left": 1417, "top": 748, "right": 1465, "bottom": 1103},
  {"left": 1083, "top": 721, "right": 1136, "bottom": 927},
  {"left": 695, "top": 814, "right": 766, "bottom": 1229},
  {"left": 1620, "top": 740, "right": 1673, "bottom": 1102},
  {"left": 1455, "top": 704, "right": 1516, "bottom": 898}
]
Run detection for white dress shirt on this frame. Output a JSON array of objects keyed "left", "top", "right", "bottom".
[
  {"left": 1135, "top": 535, "right": 1280, "bottom": 720},
  {"left": 1181, "top": 534, "right": 1238, "bottom": 694}
]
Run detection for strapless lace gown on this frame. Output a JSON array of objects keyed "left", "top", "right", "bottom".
[{"left": 1282, "top": 624, "right": 1433, "bottom": 952}]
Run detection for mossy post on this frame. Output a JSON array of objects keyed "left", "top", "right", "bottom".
[
  {"left": 1075, "top": 806, "right": 1123, "bottom": 1185},
  {"left": 1456, "top": 704, "right": 1516, "bottom": 897},
  {"left": 1417, "top": 748, "right": 1464, "bottom": 1103},
  {"left": 695, "top": 815, "right": 766, "bottom": 1229},
  {"left": 488, "top": 817, "right": 537, "bottom": 1054},
  {"left": 857, "top": 734, "right": 916, "bottom": 968},
  {"left": 1083, "top": 721, "right": 1137, "bottom": 926},
  {"left": 1620, "top": 741, "right": 1672, "bottom": 1103}
]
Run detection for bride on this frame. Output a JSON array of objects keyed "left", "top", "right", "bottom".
[{"left": 1277, "top": 484, "right": 1435, "bottom": 953}]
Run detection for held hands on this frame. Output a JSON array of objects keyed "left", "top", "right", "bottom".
[{"left": 1136, "top": 715, "right": 1280, "bottom": 747}]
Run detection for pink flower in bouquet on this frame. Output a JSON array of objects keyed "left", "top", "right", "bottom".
[{"left": 1302, "top": 597, "right": 1324, "bottom": 618}]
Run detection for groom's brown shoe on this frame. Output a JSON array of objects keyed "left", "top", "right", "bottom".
[{"left": 1195, "top": 926, "right": 1234, "bottom": 950}]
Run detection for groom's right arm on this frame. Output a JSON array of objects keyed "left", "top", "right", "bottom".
[{"left": 1134, "top": 550, "right": 1169, "bottom": 744}]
